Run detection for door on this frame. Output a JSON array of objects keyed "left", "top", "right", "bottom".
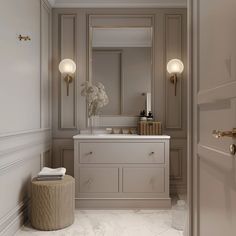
[{"left": 192, "top": 0, "right": 236, "bottom": 235}]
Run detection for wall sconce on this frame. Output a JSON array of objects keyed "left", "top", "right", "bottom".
[
  {"left": 59, "top": 59, "right": 76, "bottom": 96},
  {"left": 167, "top": 59, "right": 184, "bottom": 96}
]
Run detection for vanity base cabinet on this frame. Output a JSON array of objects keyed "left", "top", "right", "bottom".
[{"left": 74, "top": 135, "right": 171, "bottom": 209}]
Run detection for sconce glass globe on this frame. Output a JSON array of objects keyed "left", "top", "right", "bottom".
[
  {"left": 59, "top": 59, "right": 76, "bottom": 75},
  {"left": 167, "top": 59, "right": 184, "bottom": 74}
]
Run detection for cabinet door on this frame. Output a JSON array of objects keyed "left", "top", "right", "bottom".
[
  {"left": 79, "top": 168, "right": 119, "bottom": 193},
  {"left": 123, "top": 168, "right": 165, "bottom": 193}
]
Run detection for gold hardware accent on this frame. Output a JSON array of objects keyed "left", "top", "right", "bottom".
[
  {"left": 229, "top": 144, "right": 236, "bottom": 155},
  {"left": 64, "top": 75, "right": 73, "bottom": 96},
  {"left": 212, "top": 128, "right": 236, "bottom": 138},
  {"left": 170, "top": 74, "right": 178, "bottom": 96},
  {"left": 18, "top": 34, "right": 31, "bottom": 41}
]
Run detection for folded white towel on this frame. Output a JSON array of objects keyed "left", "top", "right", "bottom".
[{"left": 38, "top": 167, "right": 66, "bottom": 177}]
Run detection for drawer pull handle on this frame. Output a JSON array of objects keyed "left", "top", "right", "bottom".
[
  {"left": 85, "top": 151, "right": 93, "bottom": 156},
  {"left": 149, "top": 152, "right": 155, "bottom": 155}
]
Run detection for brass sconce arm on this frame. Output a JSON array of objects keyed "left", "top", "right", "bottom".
[
  {"left": 170, "top": 74, "right": 178, "bottom": 96},
  {"left": 64, "top": 74, "right": 73, "bottom": 96}
]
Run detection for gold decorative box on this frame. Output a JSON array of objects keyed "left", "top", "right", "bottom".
[{"left": 138, "top": 121, "right": 162, "bottom": 135}]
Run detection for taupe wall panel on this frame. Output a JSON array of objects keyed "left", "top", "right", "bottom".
[
  {"left": 0, "top": 0, "right": 41, "bottom": 134},
  {"left": 59, "top": 15, "right": 77, "bottom": 129},
  {"left": 41, "top": 1, "right": 52, "bottom": 129},
  {"left": 52, "top": 8, "right": 187, "bottom": 194},
  {"left": 170, "top": 138, "right": 187, "bottom": 193},
  {"left": 165, "top": 15, "right": 182, "bottom": 129},
  {"left": 0, "top": 0, "right": 52, "bottom": 235},
  {"left": 52, "top": 139, "right": 74, "bottom": 176}
]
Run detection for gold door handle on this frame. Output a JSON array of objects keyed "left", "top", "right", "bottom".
[{"left": 212, "top": 128, "right": 236, "bottom": 138}]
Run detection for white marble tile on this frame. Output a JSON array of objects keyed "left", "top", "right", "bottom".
[{"left": 16, "top": 210, "right": 183, "bottom": 236}]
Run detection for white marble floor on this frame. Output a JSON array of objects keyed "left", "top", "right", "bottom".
[{"left": 16, "top": 209, "right": 183, "bottom": 236}]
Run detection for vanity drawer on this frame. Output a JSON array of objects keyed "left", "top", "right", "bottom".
[
  {"left": 79, "top": 168, "right": 119, "bottom": 193},
  {"left": 79, "top": 142, "right": 165, "bottom": 164},
  {"left": 122, "top": 168, "right": 165, "bottom": 193}
]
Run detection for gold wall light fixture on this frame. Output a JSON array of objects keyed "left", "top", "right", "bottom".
[
  {"left": 18, "top": 34, "right": 31, "bottom": 41},
  {"left": 167, "top": 59, "right": 184, "bottom": 96},
  {"left": 59, "top": 59, "right": 76, "bottom": 96}
]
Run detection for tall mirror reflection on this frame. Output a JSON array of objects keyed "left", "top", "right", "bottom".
[{"left": 91, "top": 27, "right": 153, "bottom": 116}]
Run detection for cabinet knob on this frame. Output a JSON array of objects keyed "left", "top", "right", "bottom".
[
  {"left": 86, "top": 151, "right": 93, "bottom": 155},
  {"left": 149, "top": 151, "right": 155, "bottom": 155}
]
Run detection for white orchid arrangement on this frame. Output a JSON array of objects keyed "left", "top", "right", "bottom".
[{"left": 81, "top": 81, "right": 109, "bottom": 117}]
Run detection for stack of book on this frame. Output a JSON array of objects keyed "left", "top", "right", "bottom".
[{"left": 37, "top": 167, "right": 66, "bottom": 181}]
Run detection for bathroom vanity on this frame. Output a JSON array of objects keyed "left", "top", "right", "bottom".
[{"left": 73, "top": 134, "right": 171, "bottom": 208}]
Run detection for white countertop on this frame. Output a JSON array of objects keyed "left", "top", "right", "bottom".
[{"left": 73, "top": 134, "right": 170, "bottom": 140}]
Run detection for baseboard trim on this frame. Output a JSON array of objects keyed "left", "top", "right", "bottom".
[
  {"left": 0, "top": 200, "right": 29, "bottom": 236},
  {"left": 75, "top": 198, "right": 171, "bottom": 209}
]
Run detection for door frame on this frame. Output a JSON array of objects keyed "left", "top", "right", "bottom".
[
  {"left": 187, "top": 0, "right": 194, "bottom": 235},
  {"left": 187, "top": 0, "right": 205, "bottom": 235}
]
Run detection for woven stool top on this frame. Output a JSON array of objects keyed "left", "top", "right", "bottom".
[{"left": 31, "top": 175, "right": 74, "bottom": 186}]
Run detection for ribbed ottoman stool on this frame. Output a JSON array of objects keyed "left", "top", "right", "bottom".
[{"left": 31, "top": 175, "right": 75, "bottom": 231}]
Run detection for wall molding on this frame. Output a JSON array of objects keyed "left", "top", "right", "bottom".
[
  {"left": 48, "top": 0, "right": 55, "bottom": 7},
  {"left": 170, "top": 184, "right": 187, "bottom": 194},
  {"left": 0, "top": 129, "right": 51, "bottom": 157},
  {"left": 0, "top": 154, "right": 40, "bottom": 175},
  {"left": 0, "top": 128, "right": 50, "bottom": 139},
  {"left": 42, "top": 0, "right": 53, "bottom": 9},
  {"left": 60, "top": 146, "right": 74, "bottom": 166},
  {"left": 169, "top": 140, "right": 187, "bottom": 193},
  {"left": 164, "top": 14, "right": 183, "bottom": 130},
  {"left": 198, "top": 80, "right": 236, "bottom": 105},
  {"left": 51, "top": 1, "right": 187, "bottom": 9},
  {"left": 87, "top": 14, "right": 156, "bottom": 127},
  {"left": 40, "top": 0, "right": 52, "bottom": 129},
  {"left": 170, "top": 147, "right": 183, "bottom": 180},
  {"left": 52, "top": 139, "right": 74, "bottom": 175},
  {"left": 40, "top": 149, "right": 52, "bottom": 168},
  {"left": 58, "top": 14, "right": 77, "bottom": 130},
  {"left": 0, "top": 200, "right": 29, "bottom": 236}
]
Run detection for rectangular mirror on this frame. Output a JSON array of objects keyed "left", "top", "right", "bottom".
[{"left": 89, "top": 16, "right": 154, "bottom": 127}]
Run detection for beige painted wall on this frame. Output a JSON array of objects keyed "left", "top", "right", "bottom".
[
  {"left": 0, "top": 0, "right": 52, "bottom": 235},
  {"left": 52, "top": 8, "right": 187, "bottom": 194}
]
